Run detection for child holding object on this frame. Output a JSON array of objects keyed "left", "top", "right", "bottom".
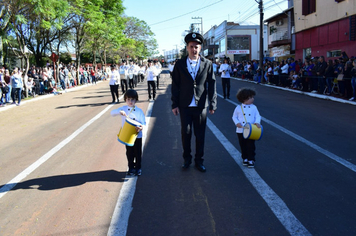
[
  {"left": 111, "top": 89, "right": 146, "bottom": 176},
  {"left": 232, "top": 88, "right": 261, "bottom": 168}
]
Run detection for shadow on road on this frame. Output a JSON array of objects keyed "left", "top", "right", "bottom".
[
  {"left": 55, "top": 102, "right": 113, "bottom": 109},
  {"left": 0, "top": 170, "right": 126, "bottom": 192}
]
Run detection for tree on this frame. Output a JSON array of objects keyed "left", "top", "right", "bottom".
[
  {"left": 2, "top": 0, "right": 72, "bottom": 97},
  {"left": 6, "top": 0, "right": 73, "bottom": 67},
  {"left": 120, "top": 17, "right": 158, "bottom": 60},
  {"left": 60, "top": 52, "right": 72, "bottom": 64},
  {"left": 71, "top": 0, "right": 126, "bottom": 80},
  {"left": 0, "top": 4, "right": 11, "bottom": 66}
]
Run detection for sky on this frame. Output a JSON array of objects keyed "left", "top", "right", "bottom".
[{"left": 122, "top": 0, "right": 289, "bottom": 56}]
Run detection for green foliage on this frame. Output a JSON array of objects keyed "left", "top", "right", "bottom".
[
  {"left": 60, "top": 52, "right": 72, "bottom": 64},
  {"left": 1, "top": 0, "right": 159, "bottom": 67},
  {"left": 120, "top": 16, "right": 158, "bottom": 60},
  {"left": 80, "top": 52, "right": 92, "bottom": 64}
]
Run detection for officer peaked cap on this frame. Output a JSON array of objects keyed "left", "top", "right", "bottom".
[{"left": 184, "top": 32, "right": 203, "bottom": 44}]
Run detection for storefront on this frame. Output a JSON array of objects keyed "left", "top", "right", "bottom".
[{"left": 269, "top": 45, "right": 292, "bottom": 61}]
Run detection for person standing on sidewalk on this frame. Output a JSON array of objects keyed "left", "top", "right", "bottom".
[
  {"left": 316, "top": 56, "right": 327, "bottom": 94},
  {"left": 171, "top": 32, "right": 217, "bottom": 172},
  {"left": 10, "top": 68, "right": 23, "bottom": 106}
]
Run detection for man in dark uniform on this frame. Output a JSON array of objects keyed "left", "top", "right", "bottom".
[{"left": 171, "top": 32, "right": 217, "bottom": 172}]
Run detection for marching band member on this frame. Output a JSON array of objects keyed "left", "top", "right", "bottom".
[
  {"left": 145, "top": 59, "right": 159, "bottom": 101},
  {"left": 108, "top": 64, "right": 120, "bottom": 103},
  {"left": 153, "top": 60, "right": 162, "bottom": 89},
  {"left": 128, "top": 60, "right": 135, "bottom": 89},
  {"left": 134, "top": 62, "right": 140, "bottom": 87},
  {"left": 139, "top": 64, "right": 145, "bottom": 82},
  {"left": 119, "top": 61, "right": 128, "bottom": 94},
  {"left": 219, "top": 57, "right": 233, "bottom": 99}
]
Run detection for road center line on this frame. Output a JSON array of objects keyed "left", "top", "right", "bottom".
[
  {"left": 207, "top": 118, "right": 311, "bottom": 236},
  {"left": 220, "top": 94, "right": 356, "bottom": 173},
  {"left": 0, "top": 103, "right": 116, "bottom": 199}
]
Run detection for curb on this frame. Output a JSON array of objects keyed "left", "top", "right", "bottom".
[
  {"left": 0, "top": 81, "right": 103, "bottom": 112},
  {"left": 231, "top": 77, "right": 356, "bottom": 106}
]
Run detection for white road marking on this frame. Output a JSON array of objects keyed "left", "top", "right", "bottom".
[
  {"left": 0, "top": 103, "right": 116, "bottom": 199},
  {"left": 221, "top": 94, "right": 356, "bottom": 173},
  {"left": 207, "top": 118, "right": 311, "bottom": 236},
  {"left": 262, "top": 117, "right": 356, "bottom": 172},
  {"left": 107, "top": 101, "right": 154, "bottom": 236}
]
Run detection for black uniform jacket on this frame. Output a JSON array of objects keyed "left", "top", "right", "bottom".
[{"left": 171, "top": 56, "right": 217, "bottom": 111}]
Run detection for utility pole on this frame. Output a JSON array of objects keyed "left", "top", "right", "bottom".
[
  {"left": 174, "top": 45, "right": 178, "bottom": 59},
  {"left": 192, "top": 17, "right": 203, "bottom": 51},
  {"left": 191, "top": 17, "right": 203, "bottom": 35},
  {"left": 257, "top": 0, "right": 264, "bottom": 79}
]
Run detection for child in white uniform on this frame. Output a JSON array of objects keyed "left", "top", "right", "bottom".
[
  {"left": 111, "top": 89, "right": 146, "bottom": 175},
  {"left": 232, "top": 88, "right": 261, "bottom": 168}
]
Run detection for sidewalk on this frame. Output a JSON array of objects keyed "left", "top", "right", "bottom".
[
  {"left": 231, "top": 76, "right": 356, "bottom": 106},
  {"left": 0, "top": 81, "right": 103, "bottom": 112}
]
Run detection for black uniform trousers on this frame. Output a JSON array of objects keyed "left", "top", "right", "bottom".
[
  {"left": 110, "top": 85, "right": 119, "bottom": 102},
  {"left": 121, "top": 79, "right": 128, "bottom": 94},
  {"left": 237, "top": 133, "right": 256, "bottom": 161},
  {"left": 179, "top": 106, "right": 207, "bottom": 164},
  {"left": 125, "top": 138, "right": 142, "bottom": 170},
  {"left": 133, "top": 75, "right": 138, "bottom": 87},
  {"left": 221, "top": 77, "right": 231, "bottom": 98},
  {"left": 129, "top": 79, "right": 134, "bottom": 89},
  {"left": 147, "top": 81, "right": 156, "bottom": 99},
  {"left": 156, "top": 74, "right": 160, "bottom": 88}
]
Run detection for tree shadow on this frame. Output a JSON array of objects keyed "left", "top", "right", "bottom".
[{"left": 0, "top": 170, "right": 127, "bottom": 192}]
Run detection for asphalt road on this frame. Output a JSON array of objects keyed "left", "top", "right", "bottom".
[{"left": 0, "top": 71, "right": 355, "bottom": 236}]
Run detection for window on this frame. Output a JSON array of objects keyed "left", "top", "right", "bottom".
[
  {"left": 227, "top": 36, "right": 250, "bottom": 50},
  {"left": 220, "top": 38, "right": 226, "bottom": 53},
  {"left": 302, "top": 0, "right": 316, "bottom": 15},
  {"left": 327, "top": 50, "right": 341, "bottom": 58},
  {"left": 304, "top": 48, "right": 311, "bottom": 59}
]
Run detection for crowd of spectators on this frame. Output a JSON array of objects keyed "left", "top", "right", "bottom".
[
  {"left": 2, "top": 55, "right": 356, "bottom": 107},
  {"left": 0, "top": 63, "right": 108, "bottom": 107},
  {"left": 213, "top": 56, "right": 356, "bottom": 101}
]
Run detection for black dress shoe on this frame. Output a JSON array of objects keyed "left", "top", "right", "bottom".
[
  {"left": 182, "top": 161, "right": 192, "bottom": 169},
  {"left": 195, "top": 163, "right": 206, "bottom": 172}
]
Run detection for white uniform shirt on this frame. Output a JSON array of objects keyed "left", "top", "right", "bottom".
[
  {"left": 111, "top": 105, "right": 146, "bottom": 138},
  {"left": 281, "top": 64, "right": 289, "bottom": 74},
  {"left": 186, "top": 57, "right": 201, "bottom": 107},
  {"left": 232, "top": 104, "right": 261, "bottom": 133},
  {"left": 168, "top": 64, "right": 174, "bottom": 72},
  {"left": 128, "top": 64, "right": 135, "bottom": 79},
  {"left": 145, "top": 66, "right": 159, "bottom": 81},
  {"left": 138, "top": 66, "right": 144, "bottom": 75},
  {"left": 119, "top": 65, "right": 128, "bottom": 75},
  {"left": 154, "top": 63, "right": 162, "bottom": 74},
  {"left": 108, "top": 70, "right": 120, "bottom": 85},
  {"left": 219, "top": 63, "right": 232, "bottom": 78},
  {"left": 134, "top": 64, "right": 140, "bottom": 75}
]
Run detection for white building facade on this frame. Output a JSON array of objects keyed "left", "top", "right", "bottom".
[{"left": 203, "top": 21, "right": 268, "bottom": 62}]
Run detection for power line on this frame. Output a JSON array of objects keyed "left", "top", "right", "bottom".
[
  {"left": 236, "top": 0, "right": 286, "bottom": 24},
  {"left": 149, "top": 0, "right": 223, "bottom": 26}
]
